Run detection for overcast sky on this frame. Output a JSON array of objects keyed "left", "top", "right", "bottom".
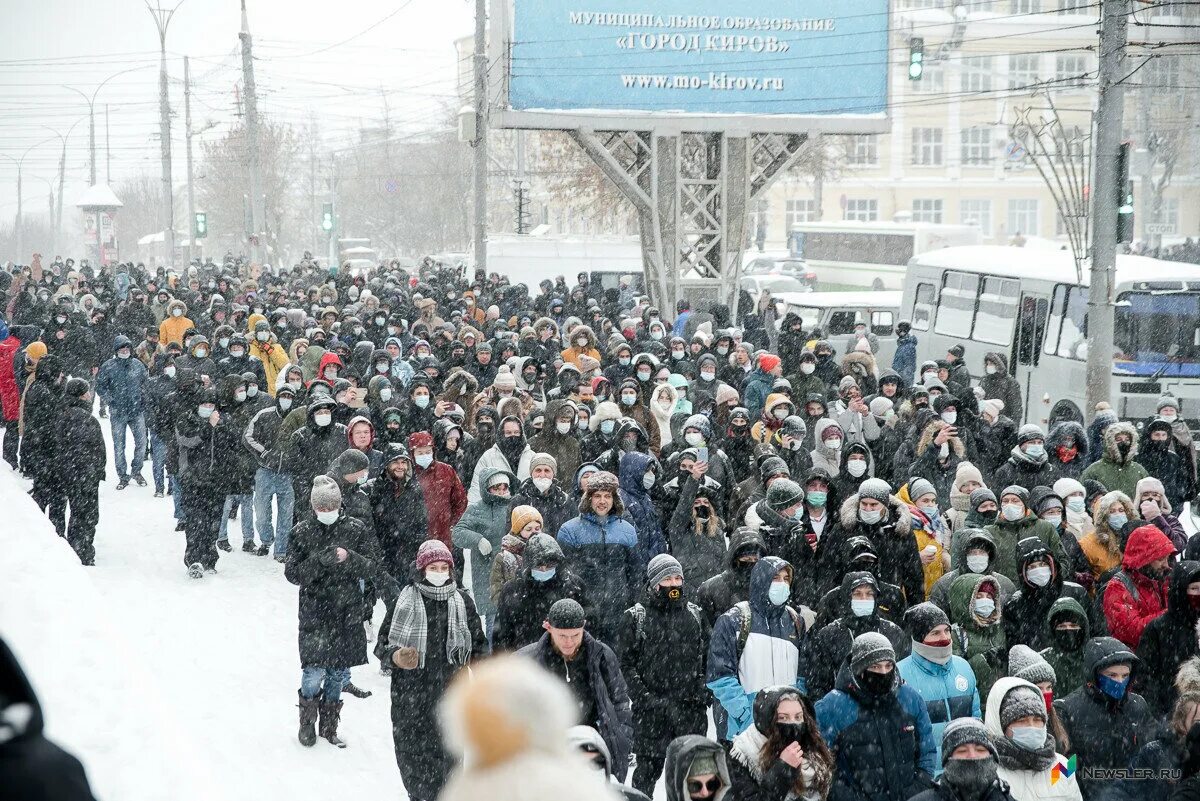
[{"left": 0, "top": 0, "right": 473, "bottom": 222}]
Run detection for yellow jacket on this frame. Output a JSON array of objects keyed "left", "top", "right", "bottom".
[
  {"left": 899, "top": 483, "right": 946, "bottom": 597},
  {"left": 246, "top": 313, "right": 289, "bottom": 395},
  {"left": 158, "top": 299, "right": 193, "bottom": 345}
]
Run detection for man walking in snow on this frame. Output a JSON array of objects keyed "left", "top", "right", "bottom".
[{"left": 94, "top": 334, "right": 148, "bottom": 489}]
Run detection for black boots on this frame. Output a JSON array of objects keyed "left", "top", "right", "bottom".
[
  {"left": 319, "top": 699, "right": 346, "bottom": 748},
  {"left": 343, "top": 682, "right": 372, "bottom": 699},
  {"left": 297, "top": 691, "right": 319, "bottom": 747}
]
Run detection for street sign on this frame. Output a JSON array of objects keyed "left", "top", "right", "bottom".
[{"left": 1146, "top": 222, "right": 1175, "bottom": 235}]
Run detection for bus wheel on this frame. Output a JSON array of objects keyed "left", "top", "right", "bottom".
[{"left": 1048, "top": 400, "right": 1084, "bottom": 430}]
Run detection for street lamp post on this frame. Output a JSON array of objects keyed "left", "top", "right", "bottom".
[
  {"left": 41, "top": 118, "right": 85, "bottom": 257},
  {"left": 2, "top": 137, "right": 57, "bottom": 262},
  {"left": 62, "top": 67, "right": 146, "bottom": 187}
]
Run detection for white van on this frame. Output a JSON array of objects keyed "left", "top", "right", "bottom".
[{"left": 776, "top": 290, "right": 903, "bottom": 366}]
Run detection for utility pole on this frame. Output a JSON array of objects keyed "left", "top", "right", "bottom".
[
  {"left": 472, "top": 0, "right": 488, "bottom": 275},
  {"left": 105, "top": 104, "right": 111, "bottom": 183},
  {"left": 514, "top": 131, "right": 529, "bottom": 234},
  {"left": 184, "top": 56, "right": 198, "bottom": 266},
  {"left": 147, "top": 0, "right": 181, "bottom": 266},
  {"left": 1086, "top": 0, "right": 1129, "bottom": 414},
  {"left": 240, "top": 0, "right": 265, "bottom": 265}
]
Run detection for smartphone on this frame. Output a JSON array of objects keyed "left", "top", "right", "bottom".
[{"left": 696, "top": 446, "right": 709, "bottom": 463}]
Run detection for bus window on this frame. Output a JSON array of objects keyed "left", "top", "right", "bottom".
[
  {"left": 871, "top": 310, "right": 894, "bottom": 336},
  {"left": 1057, "top": 286, "right": 1088, "bottom": 360},
  {"left": 934, "top": 271, "right": 979, "bottom": 338},
  {"left": 1016, "top": 295, "right": 1050, "bottom": 366},
  {"left": 912, "top": 283, "right": 935, "bottom": 330},
  {"left": 1114, "top": 292, "right": 1200, "bottom": 374},
  {"left": 973, "top": 276, "right": 1020, "bottom": 345},
  {"left": 827, "top": 311, "right": 858, "bottom": 335},
  {"left": 1044, "top": 285, "right": 1066, "bottom": 356}
]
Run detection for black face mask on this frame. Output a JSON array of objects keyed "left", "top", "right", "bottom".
[
  {"left": 1053, "top": 627, "right": 1085, "bottom": 651},
  {"left": 942, "top": 757, "right": 998, "bottom": 798},
  {"left": 730, "top": 425, "right": 749, "bottom": 438},
  {"left": 857, "top": 669, "right": 894, "bottom": 695},
  {"left": 658, "top": 585, "right": 685, "bottom": 605},
  {"left": 1117, "top": 440, "right": 1132, "bottom": 458},
  {"left": 776, "top": 721, "right": 806, "bottom": 746},
  {"left": 502, "top": 434, "right": 523, "bottom": 450}
]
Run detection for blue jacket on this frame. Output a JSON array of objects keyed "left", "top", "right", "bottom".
[
  {"left": 892, "top": 333, "right": 918, "bottom": 387},
  {"left": 896, "top": 651, "right": 980, "bottom": 775},
  {"left": 706, "top": 556, "right": 807, "bottom": 740},
  {"left": 95, "top": 335, "right": 148, "bottom": 418},
  {"left": 815, "top": 664, "right": 937, "bottom": 801},
  {"left": 742, "top": 368, "right": 774, "bottom": 421},
  {"left": 617, "top": 451, "right": 666, "bottom": 570},
  {"left": 557, "top": 509, "right": 641, "bottom": 644}
]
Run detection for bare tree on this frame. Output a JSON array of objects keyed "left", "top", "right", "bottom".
[{"left": 112, "top": 173, "right": 164, "bottom": 250}]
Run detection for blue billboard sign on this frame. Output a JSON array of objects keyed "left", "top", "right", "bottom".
[{"left": 507, "top": 0, "right": 890, "bottom": 118}]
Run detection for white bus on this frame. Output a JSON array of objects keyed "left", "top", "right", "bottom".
[
  {"left": 790, "top": 221, "right": 981, "bottom": 290},
  {"left": 900, "top": 245, "right": 1200, "bottom": 430}
]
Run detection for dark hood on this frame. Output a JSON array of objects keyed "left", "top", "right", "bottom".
[
  {"left": 983, "top": 351, "right": 1009, "bottom": 375},
  {"left": 725, "top": 527, "right": 767, "bottom": 569},
  {"left": 1167, "top": 560, "right": 1200, "bottom": 618},
  {"left": 34, "top": 353, "right": 64, "bottom": 384},
  {"left": 664, "top": 734, "right": 731, "bottom": 801},
  {"left": 1045, "top": 596, "right": 1089, "bottom": 641},
  {"left": 749, "top": 555, "right": 791, "bottom": 616},
  {"left": 523, "top": 533, "right": 564, "bottom": 571},
  {"left": 618, "top": 450, "right": 654, "bottom": 495},
  {"left": 1083, "top": 636, "right": 1138, "bottom": 681},
  {"left": 112, "top": 333, "right": 133, "bottom": 353},
  {"left": 1015, "top": 536, "right": 1063, "bottom": 594},
  {"left": 1047, "top": 420, "right": 1087, "bottom": 458},
  {"left": 950, "top": 528, "right": 996, "bottom": 571}
]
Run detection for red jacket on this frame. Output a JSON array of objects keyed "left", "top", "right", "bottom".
[
  {"left": 415, "top": 460, "right": 467, "bottom": 547},
  {"left": 0, "top": 333, "right": 23, "bottom": 422},
  {"left": 1103, "top": 524, "right": 1174, "bottom": 647}
]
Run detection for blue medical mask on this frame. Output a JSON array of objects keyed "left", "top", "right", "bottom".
[
  {"left": 622, "top": 393, "right": 637, "bottom": 406},
  {"left": 414, "top": 395, "right": 430, "bottom": 409},
  {"left": 1097, "top": 673, "right": 1130, "bottom": 701},
  {"left": 1067, "top": 496, "right": 1087, "bottom": 514},
  {"left": 806, "top": 491, "right": 827, "bottom": 508},
  {"left": 1010, "top": 725, "right": 1047, "bottom": 751},
  {"left": 973, "top": 598, "right": 996, "bottom": 618},
  {"left": 918, "top": 504, "right": 939, "bottom": 519},
  {"left": 1024, "top": 443, "right": 1045, "bottom": 459},
  {"left": 531, "top": 567, "right": 557, "bottom": 583},
  {"left": 850, "top": 598, "right": 875, "bottom": 617},
  {"left": 1108, "top": 512, "right": 1128, "bottom": 530},
  {"left": 768, "top": 581, "right": 790, "bottom": 606},
  {"left": 600, "top": 420, "right": 616, "bottom": 434}
]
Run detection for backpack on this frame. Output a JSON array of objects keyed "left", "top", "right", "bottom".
[
  {"left": 630, "top": 601, "right": 704, "bottom": 649},
  {"left": 732, "top": 600, "right": 804, "bottom": 659}
]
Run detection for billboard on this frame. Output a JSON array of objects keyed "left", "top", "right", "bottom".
[{"left": 495, "top": 0, "right": 890, "bottom": 132}]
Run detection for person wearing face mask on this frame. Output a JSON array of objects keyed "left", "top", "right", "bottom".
[
  {"left": 285, "top": 396, "right": 349, "bottom": 516},
  {"left": 487, "top": 505, "right": 544, "bottom": 607},
  {"left": 493, "top": 533, "right": 591, "bottom": 652},
  {"left": 1151, "top": 395, "right": 1199, "bottom": 496},
  {"left": 667, "top": 465, "right": 728, "bottom": 599},
  {"left": 94, "top": 334, "right": 149, "bottom": 490},
  {"left": 809, "top": 419, "right": 846, "bottom": 477},
  {"left": 528, "top": 400, "right": 583, "bottom": 482},
  {"left": 373, "top": 539, "right": 485, "bottom": 797},
  {"left": 707, "top": 557, "right": 807, "bottom": 743},
  {"left": 505, "top": 452, "right": 571, "bottom": 537},
  {"left": 1079, "top": 489, "right": 1131, "bottom": 584},
  {"left": 743, "top": 353, "right": 782, "bottom": 423},
  {"left": 928, "top": 528, "right": 1016, "bottom": 616},
  {"left": 560, "top": 324, "right": 601, "bottom": 370},
  {"left": 690, "top": 353, "right": 725, "bottom": 404},
  {"left": 1057, "top": 638, "right": 1155, "bottom": 799},
  {"left": 726, "top": 687, "right": 834, "bottom": 801},
  {"left": 948, "top": 575, "right": 1007, "bottom": 699},
  {"left": 815, "top": 632, "right": 937, "bottom": 800},
  {"left": 143, "top": 353, "right": 181, "bottom": 498},
  {"left": 582, "top": 400, "right": 623, "bottom": 465},
  {"left": 900, "top": 478, "right": 950, "bottom": 598},
  {"left": 174, "top": 334, "right": 218, "bottom": 385},
  {"left": 157, "top": 298, "right": 193, "bottom": 345},
  {"left": 834, "top": 478, "right": 926, "bottom": 608},
  {"left": 368, "top": 443, "right": 430, "bottom": 577},
  {"left": 1101, "top": 523, "right": 1175, "bottom": 648},
  {"left": 807, "top": 572, "right": 910, "bottom": 702},
  {"left": 212, "top": 373, "right": 259, "bottom": 553},
  {"left": 944, "top": 463, "right": 985, "bottom": 533},
  {"left": 831, "top": 443, "right": 875, "bottom": 507},
  {"left": 897, "top": 603, "right": 981, "bottom": 773},
  {"left": 1139, "top": 418, "right": 1190, "bottom": 510},
  {"left": 983, "top": 678, "right": 1081, "bottom": 801},
  {"left": 468, "top": 416, "right": 533, "bottom": 503},
  {"left": 1044, "top": 420, "right": 1088, "bottom": 480},
  {"left": 1052, "top": 478, "right": 1095, "bottom": 543},
  {"left": 979, "top": 352, "right": 1023, "bottom": 426},
  {"left": 908, "top": 415, "right": 967, "bottom": 511},
  {"left": 750, "top": 393, "right": 794, "bottom": 449},
  {"left": 1133, "top": 560, "right": 1200, "bottom": 717},
  {"left": 218, "top": 332, "right": 267, "bottom": 389},
  {"left": 992, "top": 424, "right": 1060, "bottom": 493},
  {"left": 1081, "top": 420, "right": 1148, "bottom": 499},
  {"left": 1002, "top": 540, "right": 1093, "bottom": 651},
  {"left": 612, "top": 555, "right": 711, "bottom": 796},
  {"left": 696, "top": 528, "right": 768, "bottom": 628},
  {"left": 52, "top": 378, "right": 106, "bottom": 566},
  {"left": 244, "top": 384, "right": 298, "bottom": 561},
  {"left": 1027, "top": 488, "right": 1091, "bottom": 590},
  {"left": 613, "top": 375, "right": 662, "bottom": 456},
  {"left": 454, "top": 467, "right": 520, "bottom": 636},
  {"left": 984, "top": 486, "right": 1066, "bottom": 585},
  {"left": 911, "top": 718, "right": 1015, "bottom": 801},
  {"left": 406, "top": 431, "right": 468, "bottom": 556},
  {"left": 396, "top": 379, "right": 438, "bottom": 443},
  {"left": 176, "top": 387, "right": 240, "bottom": 578},
  {"left": 786, "top": 350, "right": 825, "bottom": 402}
]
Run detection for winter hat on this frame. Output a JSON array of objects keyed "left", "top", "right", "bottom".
[
  {"left": 25, "top": 341, "right": 47, "bottom": 363},
  {"left": 416, "top": 539, "right": 454, "bottom": 571},
  {"left": 1158, "top": 395, "right": 1180, "bottom": 413},
  {"left": 904, "top": 602, "right": 950, "bottom": 642},
  {"left": 715, "top": 384, "right": 741, "bottom": 406},
  {"left": 940, "top": 718, "right": 997, "bottom": 765},
  {"left": 529, "top": 452, "right": 558, "bottom": 475},
  {"left": 850, "top": 632, "right": 896, "bottom": 676},
  {"left": 1083, "top": 478, "right": 1109, "bottom": 504},
  {"left": 766, "top": 478, "right": 804, "bottom": 511},
  {"left": 948, "top": 344, "right": 966, "bottom": 359},
  {"left": 64, "top": 376, "right": 90, "bottom": 398},
  {"left": 408, "top": 431, "right": 434, "bottom": 450},
  {"left": 838, "top": 375, "right": 859, "bottom": 394},
  {"left": 858, "top": 478, "right": 891, "bottom": 505},
  {"left": 909, "top": 478, "right": 936, "bottom": 502},
  {"left": 969, "top": 487, "right": 997, "bottom": 511},
  {"left": 578, "top": 354, "right": 601, "bottom": 374},
  {"left": 954, "top": 462, "right": 984, "bottom": 491},
  {"left": 494, "top": 365, "right": 517, "bottom": 391},
  {"left": 999, "top": 684, "right": 1048, "bottom": 729},
  {"left": 487, "top": 471, "right": 513, "bottom": 489},
  {"left": 758, "top": 353, "right": 781, "bottom": 373},
  {"left": 310, "top": 475, "right": 342, "bottom": 510},
  {"left": 1000, "top": 485, "right": 1030, "bottom": 505},
  {"left": 510, "top": 505, "right": 543, "bottom": 534},
  {"left": 1136, "top": 476, "right": 1166, "bottom": 500},
  {"left": 869, "top": 397, "right": 894, "bottom": 417},
  {"left": 329, "top": 448, "right": 370, "bottom": 478},
  {"left": 687, "top": 752, "right": 719, "bottom": 778},
  {"left": 759, "top": 457, "right": 790, "bottom": 484},
  {"left": 979, "top": 398, "right": 1004, "bottom": 420},
  {"left": 547, "top": 598, "right": 586, "bottom": 629},
  {"left": 1016, "top": 423, "right": 1045, "bottom": 445},
  {"left": 1008, "top": 644, "right": 1057, "bottom": 687},
  {"left": 646, "top": 554, "right": 684, "bottom": 589},
  {"left": 1093, "top": 405, "right": 1118, "bottom": 426}
]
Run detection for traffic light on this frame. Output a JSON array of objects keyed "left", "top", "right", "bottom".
[
  {"left": 1117, "top": 142, "right": 1134, "bottom": 244},
  {"left": 321, "top": 202, "right": 334, "bottom": 233},
  {"left": 193, "top": 211, "right": 207, "bottom": 239},
  {"left": 908, "top": 37, "right": 925, "bottom": 81}
]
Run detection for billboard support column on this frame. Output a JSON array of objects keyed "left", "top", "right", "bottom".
[{"left": 724, "top": 135, "right": 750, "bottom": 319}]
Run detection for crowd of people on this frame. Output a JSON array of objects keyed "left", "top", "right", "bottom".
[{"left": 6, "top": 250, "right": 1200, "bottom": 801}]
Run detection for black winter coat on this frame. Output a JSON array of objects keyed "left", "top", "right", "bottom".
[
  {"left": 991, "top": 453, "right": 1060, "bottom": 494},
  {"left": 57, "top": 396, "right": 106, "bottom": 487},
  {"left": 284, "top": 513, "right": 398, "bottom": 668},
  {"left": 143, "top": 372, "right": 177, "bottom": 440},
  {"left": 1100, "top": 729, "right": 1186, "bottom": 801},
  {"left": 285, "top": 412, "right": 348, "bottom": 498},
  {"left": 696, "top": 528, "right": 767, "bottom": 627},
  {"left": 492, "top": 566, "right": 591, "bottom": 652},
  {"left": 1136, "top": 560, "right": 1200, "bottom": 716},
  {"left": 833, "top": 494, "right": 925, "bottom": 605},
  {"left": 19, "top": 358, "right": 64, "bottom": 483},
  {"left": 368, "top": 471, "right": 430, "bottom": 579},
  {"left": 175, "top": 409, "right": 241, "bottom": 501},
  {"left": 805, "top": 609, "right": 910, "bottom": 702},
  {"left": 508, "top": 477, "right": 573, "bottom": 536},
  {"left": 909, "top": 778, "right": 1016, "bottom": 801}
]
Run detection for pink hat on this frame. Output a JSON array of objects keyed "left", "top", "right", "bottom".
[{"left": 415, "top": 540, "right": 454, "bottom": 571}]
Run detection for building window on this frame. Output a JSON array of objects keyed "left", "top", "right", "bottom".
[
  {"left": 845, "top": 134, "right": 878, "bottom": 166},
  {"left": 961, "top": 56, "right": 994, "bottom": 93},
  {"left": 1055, "top": 54, "right": 1090, "bottom": 88},
  {"left": 1008, "top": 198, "right": 1040, "bottom": 237},
  {"left": 1147, "top": 56, "right": 1181, "bottom": 89},
  {"left": 912, "top": 64, "right": 945, "bottom": 94},
  {"left": 960, "top": 199, "right": 993, "bottom": 236},
  {"left": 845, "top": 199, "right": 879, "bottom": 222},
  {"left": 961, "top": 127, "right": 994, "bottom": 166},
  {"left": 907, "top": 0, "right": 942, "bottom": 7},
  {"left": 1058, "top": 0, "right": 1091, "bottom": 13},
  {"left": 785, "top": 199, "right": 816, "bottom": 229},
  {"left": 974, "top": 276, "right": 1021, "bottom": 345},
  {"left": 912, "top": 127, "right": 944, "bottom": 166},
  {"left": 1011, "top": 0, "right": 1041, "bottom": 12},
  {"left": 1009, "top": 54, "right": 1041, "bottom": 89},
  {"left": 1154, "top": 197, "right": 1180, "bottom": 234},
  {"left": 912, "top": 199, "right": 945, "bottom": 224}
]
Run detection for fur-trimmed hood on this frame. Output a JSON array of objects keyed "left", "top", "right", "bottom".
[
  {"left": 1047, "top": 420, "right": 1088, "bottom": 459},
  {"left": 837, "top": 492, "right": 912, "bottom": 536},
  {"left": 914, "top": 419, "right": 966, "bottom": 458},
  {"left": 1090, "top": 490, "right": 1134, "bottom": 547},
  {"left": 565, "top": 324, "right": 599, "bottom": 351},
  {"left": 1176, "top": 655, "right": 1200, "bottom": 696},
  {"left": 840, "top": 350, "right": 878, "bottom": 378},
  {"left": 1102, "top": 420, "right": 1140, "bottom": 465}
]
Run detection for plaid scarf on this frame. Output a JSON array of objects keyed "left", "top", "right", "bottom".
[{"left": 387, "top": 581, "right": 471, "bottom": 669}]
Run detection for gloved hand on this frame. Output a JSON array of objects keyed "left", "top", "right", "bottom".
[
  {"left": 477, "top": 539, "right": 493, "bottom": 556},
  {"left": 1140, "top": 499, "right": 1162, "bottom": 520}
]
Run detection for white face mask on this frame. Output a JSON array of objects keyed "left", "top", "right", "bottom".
[
  {"left": 195, "top": 348, "right": 208, "bottom": 358},
  {"left": 859, "top": 508, "right": 882, "bottom": 524},
  {"left": 229, "top": 348, "right": 244, "bottom": 358},
  {"left": 247, "top": 386, "right": 259, "bottom": 397},
  {"left": 376, "top": 362, "right": 390, "bottom": 373},
  {"left": 576, "top": 338, "right": 587, "bottom": 348},
  {"left": 234, "top": 390, "right": 247, "bottom": 403},
  {"left": 379, "top": 388, "right": 392, "bottom": 401},
  {"left": 414, "top": 453, "right": 434, "bottom": 469},
  {"left": 1026, "top": 566, "right": 1052, "bottom": 587},
  {"left": 425, "top": 570, "right": 450, "bottom": 586},
  {"left": 643, "top": 472, "right": 655, "bottom": 489},
  {"left": 314, "top": 412, "right": 332, "bottom": 427},
  {"left": 219, "top": 338, "right": 230, "bottom": 349},
  {"left": 279, "top": 397, "right": 293, "bottom": 411},
  {"left": 532, "top": 476, "right": 553, "bottom": 493},
  {"left": 172, "top": 308, "right": 183, "bottom": 317},
  {"left": 941, "top": 411, "right": 957, "bottom": 425},
  {"left": 315, "top": 509, "right": 339, "bottom": 525},
  {"left": 556, "top": 421, "right": 572, "bottom": 435},
  {"left": 325, "top": 367, "right": 338, "bottom": 380},
  {"left": 256, "top": 331, "right": 270, "bottom": 342},
  {"left": 684, "top": 432, "right": 705, "bottom": 447},
  {"left": 825, "top": 437, "right": 843, "bottom": 451},
  {"left": 923, "top": 370, "right": 938, "bottom": 382},
  {"left": 966, "top": 553, "right": 989, "bottom": 573},
  {"left": 985, "top": 364, "right": 997, "bottom": 375},
  {"left": 164, "top": 365, "right": 176, "bottom": 378},
  {"left": 1162, "top": 411, "right": 1178, "bottom": 422},
  {"left": 288, "top": 380, "right": 301, "bottom": 391},
  {"left": 800, "top": 363, "right": 815, "bottom": 375},
  {"left": 700, "top": 370, "right": 716, "bottom": 382},
  {"left": 846, "top": 459, "right": 867, "bottom": 477},
  {"left": 773, "top": 408, "right": 789, "bottom": 421}
]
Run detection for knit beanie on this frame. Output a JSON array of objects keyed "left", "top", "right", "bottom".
[
  {"left": 1008, "top": 644, "right": 1057, "bottom": 687},
  {"left": 969, "top": 487, "right": 997, "bottom": 512},
  {"left": 909, "top": 478, "right": 936, "bottom": 502},
  {"left": 329, "top": 448, "right": 370, "bottom": 477},
  {"left": 850, "top": 631, "right": 896, "bottom": 676},
  {"left": 954, "top": 462, "right": 984, "bottom": 491},
  {"left": 905, "top": 602, "right": 950, "bottom": 643},
  {"left": 646, "top": 554, "right": 684, "bottom": 589},
  {"left": 1000, "top": 684, "right": 1048, "bottom": 730},
  {"left": 979, "top": 398, "right": 1004, "bottom": 420},
  {"left": 1158, "top": 395, "right": 1180, "bottom": 413},
  {"left": 1053, "top": 477, "right": 1086, "bottom": 501},
  {"left": 529, "top": 452, "right": 558, "bottom": 475},
  {"left": 310, "top": 475, "right": 342, "bottom": 510},
  {"left": 416, "top": 539, "right": 454, "bottom": 571},
  {"left": 494, "top": 364, "right": 517, "bottom": 390},
  {"left": 1000, "top": 485, "right": 1030, "bottom": 505},
  {"left": 858, "top": 477, "right": 891, "bottom": 505},
  {"left": 941, "top": 718, "right": 997, "bottom": 766},
  {"left": 869, "top": 397, "right": 894, "bottom": 417},
  {"left": 758, "top": 353, "right": 781, "bottom": 373},
  {"left": 510, "top": 505, "right": 543, "bottom": 534},
  {"left": 688, "top": 752, "right": 719, "bottom": 778},
  {"left": 547, "top": 598, "right": 586, "bottom": 629},
  {"left": 1016, "top": 424, "right": 1045, "bottom": 445}
]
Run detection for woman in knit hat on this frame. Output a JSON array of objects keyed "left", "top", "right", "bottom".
[
  {"left": 726, "top": 686, "right": 834, "bottom": 801},
  {"left": 946, "top": 462, "right": 984, "bottom": 533},
  {"left": 1007, "top": 644, "right": 1070, "bottom": 755},
  {"left": 375, "top": 539, "right": 487, "bottom": 800},
  {"left": 900, "top": 477, "right": 950, "bottom": 597},
  {"left": 909, "top": 718, "right": 1007, "bottom": 801},
  {"left": 489, "top": 505, "right": 542, "bottom": 606},
  {"left": 983, "top": 677, "right": 1081, "bottom": 800},
  {"left": 1053, "top": 478, "right": 1094, "bottom": 542}
]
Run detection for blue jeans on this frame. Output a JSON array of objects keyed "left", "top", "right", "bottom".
[
  {"left": 172, "top": 476, "right": 183, "bottom": 520},
  {"left": 254, "top": 468, "right": 294, "bottom": 555},
  {"left": 300, "top": 667, "right": 351, "bottom": 702},
  {"left": 149, "top": 432, "right": 168, "bottom": 492},
  {"left": 220, "top": 493, "right": 255, "bottom": 542},
  {"left": 110, "top": 412, "right": 146, "bottom": 480}
]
